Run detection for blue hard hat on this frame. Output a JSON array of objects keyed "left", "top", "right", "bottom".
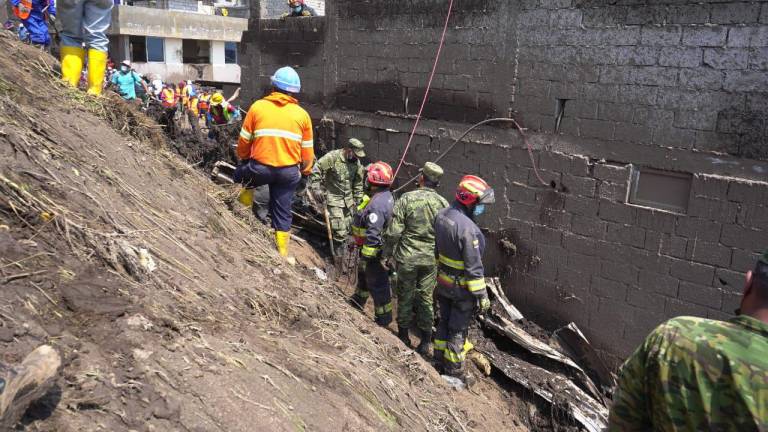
[{"left": 271, "top": 66, "right": 301, "bottom": 93}]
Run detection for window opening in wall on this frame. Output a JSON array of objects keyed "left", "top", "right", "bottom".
[
  {"left": 182, "top": 39, "right": 211, "bottom": 64},
  {"left": 224, "top": 42, "right": 238, "bottom": 64},
  {"left": 260, "top": 0, "right": 325, "bottom": 17},
  {"left": 554, "top": 99, "right": 569, "bottom": 134},
  {"left": 629, "top": 167, "right": 692, "bottom": 214},
  {"left": 129, "top": 36, "right": 147, "bottom": 63},
  {"left": 146, "top": 37, "right": 165, "bottom": 62}
]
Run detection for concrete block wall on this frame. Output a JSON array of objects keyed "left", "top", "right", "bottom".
[
  {"left": 240, "top": 0, "right": 768, "bottom": 365},
  {"left": 514, "top": 0, "right": 768, "bottom": 163}
]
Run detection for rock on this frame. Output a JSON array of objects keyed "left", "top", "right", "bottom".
[
  {"left": 441, "top": 375, "right": 465, "bottom": 390},
  {"left": 0, "top": 327, "right": 14, "bottom": 342}
]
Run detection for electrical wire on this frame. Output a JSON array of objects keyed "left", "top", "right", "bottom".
[
  {"left": 391, "top": 0, "right": 454, "bottom": 180},
  {"left": 393, "top": 117, "right": 549, "bottom": 193}
]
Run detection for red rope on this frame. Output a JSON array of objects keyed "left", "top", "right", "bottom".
[{"left": 391, "top": 0, "right": 454, "bottom": 181}]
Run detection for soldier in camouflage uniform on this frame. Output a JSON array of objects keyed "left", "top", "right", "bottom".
[
  {"left": 608, "top": 249, "right": 768, "bottom": 431},
  {"left": 382, "top": 162, "right": 448, "bottom": 353},
  {"left": 309, "top": 138, "right": 366, "bottom": 250}
]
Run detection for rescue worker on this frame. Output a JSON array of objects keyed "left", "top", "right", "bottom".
[
  {"left": 11, "top": 0, "right": 55, "bottom": 48},
  {"left": 58, "top": 0, "right": 113, "bottom": 95},
  {"left": 382, "top": 162, "right": 448, "bottom": 352},
  {"left": 159, "top": 84, "right": 178, "bottom": 137},
  {"left": 198, "top": 91, "right": 211, "bottom": 124},
  {"left": 187, "top": 91, "right": 200, "bottom": 131},
  {"left": 110, "top": 60, "right": 148, "bottom": 102},
  {"left": 608, "top": 249, "right": 768, "bottom": 431},
  {"left": 434, "top": 175, "right": 494, "bottom": 383},
  {"left": 282, "top": 0, "right": 316, "bottom": 17},
  {"left": 234, "top": 66, "right": 314, "bottom": 257},
  {"left": 0, "top": 345, "right": 61, "bottom": 428},
  {"left": 349, "top": 162, "right": 395, "bottom": 327},
  {"left": 208, "top": 92, "right": 236, "bottom": 126},
  {"left": 309, "top": 138, "right": 366, "bottom": 250}
]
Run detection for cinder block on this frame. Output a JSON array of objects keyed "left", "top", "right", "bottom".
[
  {"left": 641, "top": 25, "right": 682, "bottom": 46},
  {"left": 563, "top": 233, "right": 598, "bottom": 256},
  {"left": 566, "top": 252, "right": 602, "bottom": 275},
  {"left": 742, "top": 205, "right": 768, "bottom": 230},
  {"left": 680, "top": 68, "right": 725, "bottom": 90},
  {"left": 687, "top": 197, "right": 739, "bottom": 223},
  {"left": 660, "top": 233, "right": 689, "bottom": 259},
  {"left": 715, "top": 267, "right": 745, "bottom": 294},
  {"left": 675, "top": 217, "right": 723, "bottom": 242},
  {"left": 669, "top": 258, "right": 716, "bottom": 285},
  {"left": 562, "top": 174, "right": 597, "bottom": 197},
  {"left": 564, "top": 194, "right": 599, "bottom": 217},
  {"left": 658, "top": 47, "right": 702, "bottom": 68},
  {"left": 727, "top": 179, "right": 768, "bottom": 204},
  {"left": 669, "top": 4, "right": 711, "bottom": 25},
  {"left": 682, "top": 26, "right": 728, "bottom": 47},
  {"left": 531, "top": 224, "right": 564, "bottom": 246},
  {"left": 687, "top": 240, "right": 732, "bottom": 268},
  {"left": 598, "top": 181, "right": 628, "bottom": 202},
  {"left": 639, "top": 269, "right": 679, "bottom": 298},
  {"left": 731, "top": 248, "right": 761, "bottom": 272},
  {"left": 637, "top": 209, "right": 676, "bottom": 233},
  {"left": 599, "top": 199, "right": 637, "bottom": 224},
  {"left": 665, "top": 297, "right": 710, "bottom": 319},
  {"left": 628, "top": 289, "right": 666, "bottom": 311},
  {"left": 721, "top": 291, "right": 741, "bottom": 314},
  {"left": 607, "top": 222, "right": 646, "bottom": 248},
  {"left": 601, "top": 259, "right": 639, "bottom": 285},
  {"left": 724, "top": 70, "right": 768, "bottom": 92},
  {"left": 691, "top": 174, "right": 730, "bottom": 200},
  {"left": 711, "top": 3, "right": 761, "bottom": 24},
  {"left": 720, "top": 224, "right": 768, "bottom": 252},
  {"left": 679, "top": 281, "right": 723, "bottom": 309},
  {"left": 571, "top": 215, "right": 608, "bottom": 239},
  {"left": 591, "top": 276, "right": 629, "bottom": 300},
  {"left": 703, "top": 48, "right": 750, "bottom": 70}
]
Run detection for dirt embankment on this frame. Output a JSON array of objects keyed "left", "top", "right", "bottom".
[{"left": 0, "top": 33, "right": 526, "bottom": 431}]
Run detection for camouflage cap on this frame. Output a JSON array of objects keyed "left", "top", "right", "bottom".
[
  {"left": 421, "top": 162, "right": 444, "bottom": 182},
  {"left": 347, "top": 138, "right": 366, "bottom": 158}
]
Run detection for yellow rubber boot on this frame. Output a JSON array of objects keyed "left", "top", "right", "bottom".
[
  {"left": 86, "top": 49, "right": 108, "bottom": 96},
  {"left": 60, "top": 46, "right": 85, "bottom": 88},
  {"left": 237, "top": 188, "right": 254, "bottom": 206},
  {"left": 275, "top": 231, "right": 290, "bottom": 257}
]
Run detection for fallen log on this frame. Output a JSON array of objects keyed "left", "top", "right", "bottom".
[
  {"left": 485, "top": 277, "right": 523, "bottom": 321},
  {"left": 476, "top": 337, "right": 609, "bottom": 432},
  {"left": 553, "top": 322, "right": 617, "bottom": 395},
  {"left": 479, "top": 314, "right": 605, "bottom": 404}
]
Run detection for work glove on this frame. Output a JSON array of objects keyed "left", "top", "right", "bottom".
[{"left": 475, "top": 294, "right": 490, "bottom": 315}]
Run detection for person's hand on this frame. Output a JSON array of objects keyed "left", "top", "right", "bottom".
[
  {"left": 380, "top": 257, "right": 396, "bottom": 272},
  {"left": 476, "top": 294, "right": 490, "bottom": 315}
]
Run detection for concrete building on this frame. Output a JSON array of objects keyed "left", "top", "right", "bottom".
[
  {"left": 260, "top": 0, "right": 324, "bottom": 18},
  {"left": 241, "top": 0, "right": 768, "bottom": 366},
  {"left": 107, "top": 0, "right": 249, "bottom": 85}
]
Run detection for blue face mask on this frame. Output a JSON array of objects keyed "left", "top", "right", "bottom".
[
  {"left": 473, "top": 204, "right": 485, "bottom": 217},
  {"left": 292, "top": 5, "right": 302, "bottom": 12}
]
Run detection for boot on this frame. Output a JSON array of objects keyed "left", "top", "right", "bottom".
[
  {"left": 0, "top": 345, "right": 61, "bottom": 428},
  {"left": 348, "top": 293, "right": 367, "bottom": 311},
  {"left": 86, "top": 49, "right": 108, "bottom": 95},
  {"left": 60, "top": 46, "right": 85, "bottom": 88},
  {"left": 416, "top": 328, "right": 433, "bottom": 356},
  {"left": 275, "top": 230, "right": 290, "bottom": 257},
  {"left": 238, "top": 188, "right": 254, "bottom": 207},
  {"left": 397, "top": 327, "right": 412, "bottom": 348}
]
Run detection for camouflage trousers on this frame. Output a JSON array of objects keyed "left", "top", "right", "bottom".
[
  {"left": 327, "top": 205, "right": 353, "bottom": 247},
  {"left": 395, "top": 263, "right": 436, "bottom": 333}
]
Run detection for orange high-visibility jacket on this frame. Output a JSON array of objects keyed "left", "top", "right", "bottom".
[
  {"left": 13, "top": 0, "right": 32, "bottom": 19},
  {"left": 237, "top": 92, "right": 314, "bottom": 175}
]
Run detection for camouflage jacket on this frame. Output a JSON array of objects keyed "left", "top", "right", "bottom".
[
  {"left": 309, "top": 149, "right": 364, "bottom": 209},
  {"left": 382, "top": 187, "right": 448, "bottom": 266},
  {"left": 608, "top": 315, "right": 768, "bottom": 432}
]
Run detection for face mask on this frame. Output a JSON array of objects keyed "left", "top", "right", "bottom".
[
  {"left": 292, "top": 5, "right": 302, "bottom": 12},
  {"left": 473, "top": 204, "right": 486, "bottom": 217},
  {"left": 120, "top": 66, "right": 129, "bottom": 72},
  {"left": 346, "top": 152, "right": 357, "bottom": 162}
]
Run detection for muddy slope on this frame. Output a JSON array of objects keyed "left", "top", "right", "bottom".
[{"left": 0, "top": 33, "right": 523, "bottom": 431}]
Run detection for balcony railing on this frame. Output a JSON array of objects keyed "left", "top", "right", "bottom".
[{"left": 124, "top": 0, "right": 248, "bottom": 16}]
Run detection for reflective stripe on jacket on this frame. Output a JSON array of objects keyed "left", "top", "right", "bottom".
[
  {"left": 237, "top": 92, "right": 314, "bottom": 174},
  {"left": 434, "top": 202, "right": 487, "bottom": 295},
  {"left": 351, "top": 191, "right": 394, "bottom": 258}
]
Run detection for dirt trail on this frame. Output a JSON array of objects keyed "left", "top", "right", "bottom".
[{"left": 0, "top": 33, "right": 528, "bottom": 431}]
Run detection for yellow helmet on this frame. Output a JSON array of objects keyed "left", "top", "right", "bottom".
[{"left": 210, "top": 93, "right": 225, "bottom": 105}]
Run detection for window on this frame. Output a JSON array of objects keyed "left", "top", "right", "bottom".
[
  {"left": 129, "top": 36, "right": 147, "bottom": 62},
  {"left": 146, "top": 37, "right": 165, "bottom": 62},
  {"left": 224, "top": 42, "right": 238, "bottom": 64},
  {"left": 629, "top": 167, "right": 692, "bottom": 214},
  {"left": 129, "top": 36, "right": 165, "bottom": 63},
  {"left": 182, "top": 39, "right": 211, "bottom": 64}
]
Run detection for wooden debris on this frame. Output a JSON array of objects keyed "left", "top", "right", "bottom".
[
  {"left": 553, "top": 322, "right": 617, "bottom": 396},
  {"left": 485, "top": 277, "right": 523, "bottom": 321}
]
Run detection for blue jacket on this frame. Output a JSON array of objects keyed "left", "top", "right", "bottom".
[
  {"left": 13, "top": 0, "right": 54, "bottom": 46},
  {"left": 111, "top": 70, "right": 142, "bottom": 100}
]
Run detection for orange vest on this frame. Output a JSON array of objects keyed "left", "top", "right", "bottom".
[
  {"left": 13, "top": 0, "right": 32, "bottom": 19},
  {"left": 161, "top": 88, "right": 176, "bottom": 108},
  {"left": 198, "top": 95, "right": 210, "bottom": 111},
  {"left": 189, "top": 96, "right": 199, "bottom": 116},
  {"left": 236, "top": 92, "right": 314, "bottom": 175}
]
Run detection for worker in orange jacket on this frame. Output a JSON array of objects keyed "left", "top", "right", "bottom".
[{"left": 234, "top": 66, "right": 314, "bottom": 257}]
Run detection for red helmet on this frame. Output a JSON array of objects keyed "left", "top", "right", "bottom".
[
  {"left": 455, "top": 175, "right": 495, "bottom": 206},
  {"left": 366, "top": 162, "right": 394, "bottom": 187}
]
